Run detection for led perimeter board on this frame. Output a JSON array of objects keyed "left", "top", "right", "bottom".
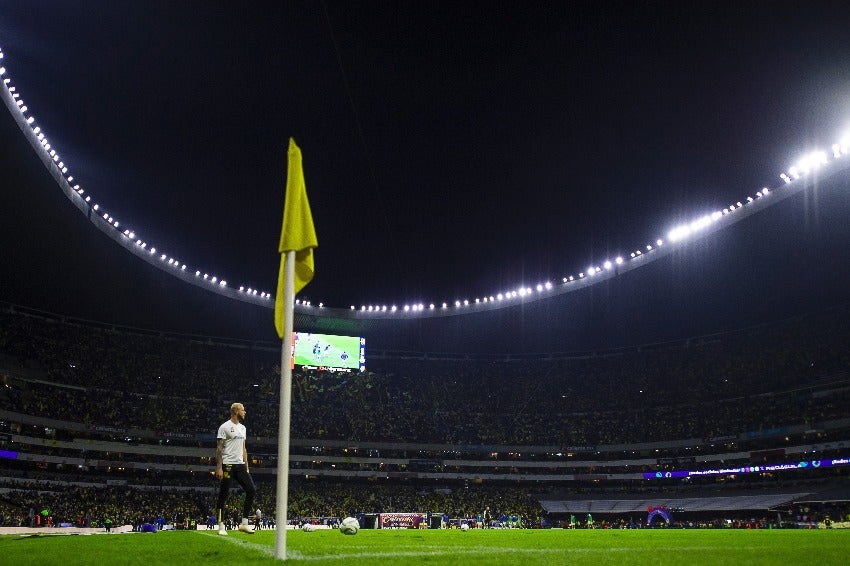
[{"left": 292, "top": 332, "right": 365, "bottom": 372}]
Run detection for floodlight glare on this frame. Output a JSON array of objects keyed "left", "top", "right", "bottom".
[{"left": 603, "top": 261, "right": 612, "bottom": 270}]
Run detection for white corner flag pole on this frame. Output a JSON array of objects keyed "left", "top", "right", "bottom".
[{"left": 275, "top": 251, "right": 295, "bottom": 560}]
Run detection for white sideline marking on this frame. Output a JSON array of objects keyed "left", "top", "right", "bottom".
[{"left": 199, "top": 531, "right": 759, "bottom": 562}]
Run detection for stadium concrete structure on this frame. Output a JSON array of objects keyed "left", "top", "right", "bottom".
[{"left": 2, "top": 47, "right": 850, "bottom": 527}]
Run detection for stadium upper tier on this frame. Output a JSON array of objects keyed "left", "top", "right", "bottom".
[{"left": 2, "top": 304, "right": 848, "bottom": 450}]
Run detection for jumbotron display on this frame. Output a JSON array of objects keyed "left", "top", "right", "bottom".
[{"left": 292, "top": 332, "right": 365, "bottom": 372}]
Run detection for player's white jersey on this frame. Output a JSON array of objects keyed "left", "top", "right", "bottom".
[{"left": 217, "top": 420, "right": 246, "bottom": 464}]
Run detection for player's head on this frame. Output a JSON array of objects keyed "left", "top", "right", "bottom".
[{"left": 230, "top": 402, "right": 246, "bottom": 422}]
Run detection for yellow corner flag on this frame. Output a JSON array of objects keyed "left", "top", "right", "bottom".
[{"left": 275, "top": 138, "right": 318, "bottom": 338}]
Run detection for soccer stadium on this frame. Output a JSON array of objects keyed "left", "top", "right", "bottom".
[{"left": 2, "top": 3, "right": 850, "bottom": 564}]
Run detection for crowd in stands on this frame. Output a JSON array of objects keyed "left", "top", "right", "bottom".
[
  {"left": 1, "top": 303, "right": 849, "bottom": 530},
  {"left": 2, "top": 304, "right": 848, "bottom": 448}
]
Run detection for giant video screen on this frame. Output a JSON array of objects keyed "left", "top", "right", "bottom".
[{"left": 292, "top": 332, "right": 365, "bottom": 372}]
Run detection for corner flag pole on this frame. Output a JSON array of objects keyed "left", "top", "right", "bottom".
[
  {"left": 273, "top": 137, "right": 317, "bottom": 560},
  {"left": 275, "top": 251, "right": 295, "bottom": 560}
]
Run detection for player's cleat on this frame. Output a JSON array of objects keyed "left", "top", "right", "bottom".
[
  {"left": 238, "top": 523, "right": 255, "bottom": 534},
  {"left": 217, "top": 524, "right": 228, "bottom": 536}
]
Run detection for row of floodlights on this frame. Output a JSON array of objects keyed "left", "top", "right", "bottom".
[
  {"left": 343, "top": 137, "right": 848, "bottom": 312},
  {"left": 2, "top": 48, "right": 849, "bottom": 314},
  {"left": 0, "top": 48, "right": 274, "bottom": 301}
]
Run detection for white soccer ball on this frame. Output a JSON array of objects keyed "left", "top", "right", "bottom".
[
  {"left": 339, "top": 516, "right": 359, "bottom": 535},
  {"left": 302, "top": 523, "right": 315, "bottom": 532},
  {"left": 460, "top": 523, "right": 470, "bottom": 531}
]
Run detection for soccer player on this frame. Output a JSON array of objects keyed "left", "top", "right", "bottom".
[{"left": 215, "top": 402, "right": 256, "bottom": 535}]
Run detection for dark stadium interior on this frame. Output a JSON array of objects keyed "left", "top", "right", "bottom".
[{"left": 1, "top": 2, "right": 850, "bottom": 534}]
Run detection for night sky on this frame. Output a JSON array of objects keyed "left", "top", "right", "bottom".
[{"left": 2, "top": 1, "right": 850, "bottom": 347}]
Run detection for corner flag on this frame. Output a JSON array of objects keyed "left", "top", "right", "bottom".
[{"left": 274, "top": 138, "right": 317, "bottom": 338}]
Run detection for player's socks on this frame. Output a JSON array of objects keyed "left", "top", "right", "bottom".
[{"left": 218, "top": 523, "right": 227, "bottom": 535}]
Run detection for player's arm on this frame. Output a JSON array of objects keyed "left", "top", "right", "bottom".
[
  {"left": 215, "top": 438, "right": 224, "bottom": 479},
  {"left": 243, "top": 441, "right": 249, "bottom": 473}
]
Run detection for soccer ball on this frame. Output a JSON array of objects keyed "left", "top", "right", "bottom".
[
  {"left": 460, "top": 523, "right": 470, "bottom": 531},
  {"left": 339, "top": 516, "right": 359, "bottom": 535},
  {"left": 302, "top": 523, "right": 315, "bottom": 532}
]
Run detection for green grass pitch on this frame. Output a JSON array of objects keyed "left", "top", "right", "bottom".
[{"left": 2, "top": 528, "right": 848, "bottom": 565}]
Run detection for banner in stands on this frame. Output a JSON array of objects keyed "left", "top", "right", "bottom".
[
  {"left": 643, "top": 456, "right": 850, "bottom": 479},
  {"left": 377, "top": 513, "right": 426, "bottom": 529}
]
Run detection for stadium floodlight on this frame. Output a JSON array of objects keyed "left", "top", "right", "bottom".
[
  {"left": 796, "top": 151, "right": 827, "bottom": 173},
  {"left": 603, "top": 260, "right": 612, "bottom": 270},
  {"left": 454, "top": 300, "right": 461, "bottom": 307},
  {"left": 391, "top": 306, "right": 397, "bottom": 311},
  {"left": 442, "top": 302, "right": 448, "bottom": 308},
  {"left": 834, "top": 144, "right": 842, "bottom": 158},
  {"left": 220, "top": 281, "right": 226, "bottom": 287},
  {"left": 0, "top": 67, "right": 5, "bottom": 75},
  {"left": 37, "top": 133, "right": 44, "bottom": 140},
  {"left": 349, "top": 305, "right": 354, "bottom": 310},
  {"left": 616, "top": 257, "right": 624, "bottom": 265},
  {"left": 545, "top": 281, "right": 552, "bottom": 289},
  {"left": 780, "top": 173, "right": 791, "bottom": 183},
  {"left": 429, "top": 303, "right": 435, "bottom": 309},
  {"left": 26, "top": 116, "right": 34, "bottom": 124},
  {"left": 646, "top": 244, "right": 652, "bottom": 251},
  {"left": 181, "top": 265, "right": 186, "bottom": 270},
  {"left": 668, "top": 226, "right": 687, "bottom": 242},
  {"left": 33, "top": 126, "right": 40, "bottom": 134},
  {"left": 211, "top": 276, "right": 217, "bottom": 283}
]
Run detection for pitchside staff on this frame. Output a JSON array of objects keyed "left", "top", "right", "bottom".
[{"left": 215, "top": 402, "right": 256, "bottom": 535}]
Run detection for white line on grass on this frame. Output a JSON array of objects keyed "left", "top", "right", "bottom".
[{"left": 196, "top": 530, "right": 306, "bottom": 560}]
